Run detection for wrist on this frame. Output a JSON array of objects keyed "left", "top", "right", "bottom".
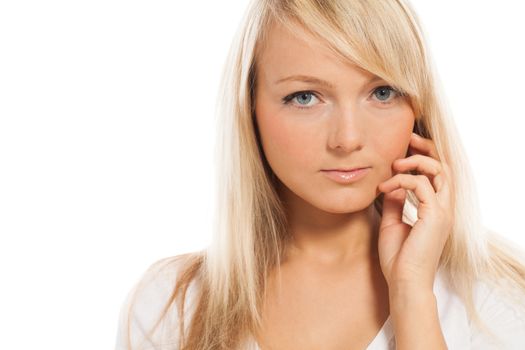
[
  {"left": 387, "top": 286, "right": 446, "bottom": 349},
  {"left": 389, "top": 284, "right": 437, "bottom": 311}
]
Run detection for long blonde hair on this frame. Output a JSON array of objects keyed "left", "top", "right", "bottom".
[{"left": 124, "top": 0, "right": 525, "bottom": 349}]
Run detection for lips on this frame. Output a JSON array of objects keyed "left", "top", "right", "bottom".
[{"left": 320, "top": 167, "right": 371, "bottom": 184}]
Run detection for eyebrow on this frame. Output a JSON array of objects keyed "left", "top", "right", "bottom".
[{"left": 274, "top": 75, "right": 384, "bottom": 88}]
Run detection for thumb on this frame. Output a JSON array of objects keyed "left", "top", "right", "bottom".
[{"left": 380, "top": 187, "right": 407, "bottom": 229}]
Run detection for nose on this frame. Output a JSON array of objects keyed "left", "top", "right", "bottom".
[{"left": 327, "top": 105, "right": 364, "bottom": 152}]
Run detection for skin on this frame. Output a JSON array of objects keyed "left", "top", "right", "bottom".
[
  {"left": 252, "top": 20, "right": 452, "bottom": 349},
  {"left": 254, "top": 20, "right": 415, "bottom": 268}
]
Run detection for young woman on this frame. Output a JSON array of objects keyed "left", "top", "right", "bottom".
[{"left": 115, "top": 1, "right": 525, "bottom": 349}]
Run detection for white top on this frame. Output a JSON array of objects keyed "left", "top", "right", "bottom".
[{"left": 115, "top": 258, "right": 525, "bottom": 350}]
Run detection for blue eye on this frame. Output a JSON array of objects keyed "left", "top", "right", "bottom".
[
  {"left": 281, "top": 86, "right": 404, "bottom": 110},
  {"left": 282, "top": 91, "right": 320, "bottom": 110},
  {"left": 372, "top": 86, "right": 402, "bottom": 103}
]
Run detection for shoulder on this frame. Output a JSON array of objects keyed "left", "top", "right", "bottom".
[
  {"left": 470, "top": 278, "right": 525, "bottom": 349},
  {"left": 431, "top": 269, "right": 525, "bottom": 349},
  {"left": 115, "top": 253, "right": 200, "bottom": 350}
]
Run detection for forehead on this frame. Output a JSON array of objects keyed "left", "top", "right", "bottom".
[
  {"left": 256, "top": 21, "right": 373, "bottom": 85},
  {"left": 258, "top": 21, "right": 334, "bottom": 71}
]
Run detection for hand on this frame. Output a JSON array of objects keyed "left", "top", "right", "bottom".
[{"left": 376, "top": 132, "right": 454, "bottom": 291}]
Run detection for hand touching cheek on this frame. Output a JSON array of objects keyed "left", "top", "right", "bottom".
[{"left": 377, "top": 132, "right": 454, "bottom": 291}]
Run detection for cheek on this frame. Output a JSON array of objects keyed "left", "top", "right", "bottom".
[
  {"left": 372, "top": 122, "right": 413, "bottom": 174},
  {"left": 256, "top": 110, "right": 319, "bottom": 172},
  {"left": 255, "top": 95, "right": 320, "bottom": 170}
]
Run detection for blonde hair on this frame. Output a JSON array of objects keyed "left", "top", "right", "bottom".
[{"left": 124, "top": 0, "right": 525, "bottom": 349}]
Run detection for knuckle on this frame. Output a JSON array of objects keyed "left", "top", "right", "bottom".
[{"left": 416, "top": 174, "right": 428, "bottom": 182}]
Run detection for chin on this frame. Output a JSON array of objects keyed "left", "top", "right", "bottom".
[{"left": 314, "top": 194, "right": 376, "bottom": 214}]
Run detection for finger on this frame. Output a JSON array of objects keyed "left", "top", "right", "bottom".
[
  {"left": 436, "top": 162, "right": 454, "bottom": 209},
  {"left": 410, "top": 133, "right": 440, "bottom": 160},
  {"left": 379, "top": 174, "right": 437, "bottom": 216},
  {"left": 380, "top": 188, "right": 407, "bottom": 228},
  {"left": 393, "top": 155, "right": 443, "bottom": 192}
]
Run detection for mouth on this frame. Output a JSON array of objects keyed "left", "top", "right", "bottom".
[{"left": 320, "top": 167, "right": 371, "bottom": 184}]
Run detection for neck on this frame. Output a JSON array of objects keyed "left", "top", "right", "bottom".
[{"left": 279, "top": 183, "right": 382, "bottom": 267}]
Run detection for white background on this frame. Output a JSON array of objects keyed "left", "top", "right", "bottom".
[{"left": 0, "top": 1, "right": 523, "bottom": 349}]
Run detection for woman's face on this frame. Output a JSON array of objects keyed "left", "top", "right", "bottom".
[{"left": 254, "top": 22, "right": 415, "bottom": 214}]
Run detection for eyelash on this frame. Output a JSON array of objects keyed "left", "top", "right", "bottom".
[{"left": 281, "top": 86, "right": 404, "bottom": 110}]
